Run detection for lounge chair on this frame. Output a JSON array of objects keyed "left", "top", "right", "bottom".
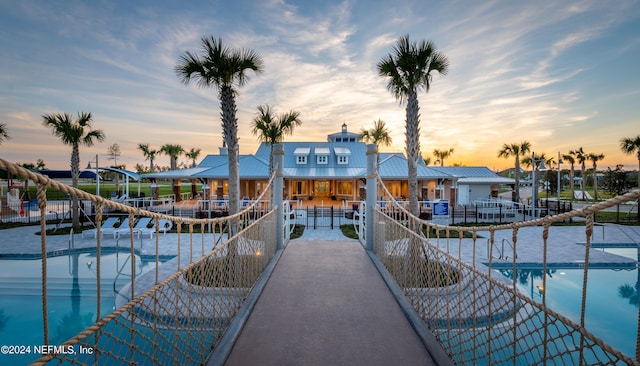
[
  {"left": 139, "top": 219, "right": 173, "bottom": 239},
  {"left": 115, "top": 217, "right": 152, "bottom": 239},
  {"left": 81, "top": 217, "right": 119, "bottom": 239},
  {"left": 103, "top": 217, "right": 130, "bottom": 239}
]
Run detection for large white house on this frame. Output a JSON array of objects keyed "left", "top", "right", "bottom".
[{"left": 144, "top": 125, "right": 514, "bottom": 206}]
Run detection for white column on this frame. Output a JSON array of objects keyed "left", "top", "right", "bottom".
[{"left": 365, "top": 144, "right": 378, "bottom": 251}]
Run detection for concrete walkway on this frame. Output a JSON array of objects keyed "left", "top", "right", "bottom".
[{"left": 223, "top": 239, "right": 438, "bottom": 366}]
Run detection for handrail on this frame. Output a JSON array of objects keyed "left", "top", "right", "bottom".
[
  {"left": 113, "top": 254, "right": 134, "bottom": 294},
  {"left": 487, "top": 238, "right": 517, "bottom": 260}
]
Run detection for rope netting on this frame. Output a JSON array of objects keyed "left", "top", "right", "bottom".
[
  {"left": 372, "top": 175, "right": 640, "bottom": 365},
  {"left": 0, "top": 159, "right": 278, "bottom": 365}
]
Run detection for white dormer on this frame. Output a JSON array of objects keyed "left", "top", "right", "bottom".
[
  {"left": 294, "top": 147, "right": 310, "bottom": 164},
  {"left": 315, "top": 147, "right": 330, "bottom": 164},
  {"left": 334, "top": 147, "right": 350, "bottom": 165}
]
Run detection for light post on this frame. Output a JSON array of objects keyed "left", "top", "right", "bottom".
[{"left": 86, "top": 154, "right": 99, "bottom": 196}]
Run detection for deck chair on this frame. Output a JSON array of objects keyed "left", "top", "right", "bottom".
[
  {"left": 81, "top": 217, "right": 119, "bottom": 239},
  {"left": 115, "top": 217, "right": 152, "bottom": 239},
  {"left": 139, "top": 219, "right": 173, "bottom": 239},
  {"left": 102, "top": 217, "right": 130, "bottom": 239}
]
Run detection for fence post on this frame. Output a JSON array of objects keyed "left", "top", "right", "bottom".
[
  {"left": 274, "top": 144, "right": 284, "bottom": 250},
  {"left": 365, "top": 144, "right": 377, "bottom": 251}
]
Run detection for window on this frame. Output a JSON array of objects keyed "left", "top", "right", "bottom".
[
  {"left": 338, "top": 155, "right": 348, "bottom": 164},
  {"left": 336, "top": 181, "right": 353, "bottom": 195},
  {"left": 317, "top": 155, "right": 327, "bottom": 164},
  {"left": 294, "top": 147, "right": 310, "bottom": 165},
  {"left": 292, "top": 181, "right": 307, "bottom": 195}
]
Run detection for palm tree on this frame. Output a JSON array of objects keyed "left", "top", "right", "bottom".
[
  {"left": 176, "top": 35, "right": 263, "bottom": 218},
  {"left": 19, "top": 160, "right": 46, "bottom": 201},
  {"left": 433, "top": 148, "right": 454, "bottom": 167},
  {"left": 359, "top": 119, "right": 392, "bottom": 167},
  {"left": 185, "top": 147, "right": 202, "bottom": 168},
  {"left": 620, "top": 135, "right": 640, "bottom": 189},
  {"left": 185, "top": 147, "right": 202, "bottom": 198},
  {"left": 588, "top": 153, "right": 605, "bottom": 200},
  {"left": 0, "top": 122, "right": 10, "bottom": 144},
  {"left": 423, "top": 155, "right": 432, "bottom": 166},
  {"left": 42, "top": 112, "right": 105, "bottom": 230},
  {"left": 562, "top": 153, "right": 576, "bottom": 202},
  {"left": 359, "top": 119, "right": 393, "bottom": 148},
  {"left": 522, "top": 152, "right": 547, "bottom": 205},
  {"left": 498, "top": 141, "right": 531, "bottom": 203},
  {"left": 137, "top": 143, "right": 159, "bottom": 173},
  {"left": 252, "top": 104, "right": 302, "bottom": 176},
  {"left": 160, "top": 144, "right": 184, "bottom": 201},
  {"left": 378, "top": 35, "right": 449, "bottom": 216},
  {"left": 571, "top": 147, "right": 588, "bottom": 200}
]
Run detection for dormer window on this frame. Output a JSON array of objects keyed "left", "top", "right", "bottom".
[
  {"left": 315, "top": 147, "right": 329, "bottom": 165},
  {"left": 334, "top": 147, "right": 350, "bottom": 165},
  {"left": 294, "top": 147, "right": 310, "bottom": 165}
]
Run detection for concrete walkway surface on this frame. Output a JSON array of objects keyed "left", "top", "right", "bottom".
[{"left": 223, "top": 239, "right": 438, "bottom": 366}]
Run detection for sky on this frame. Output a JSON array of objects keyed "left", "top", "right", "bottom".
[{"left": 1, "top": 0, "right": 639, "bottom": 172}]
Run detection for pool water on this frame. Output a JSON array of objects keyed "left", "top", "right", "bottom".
[
  {"left": 498, "top": 266, "right": 639, "bottom": 358},
  {"left": 0, "top": 252, "right": 168, "bottom": 365}
]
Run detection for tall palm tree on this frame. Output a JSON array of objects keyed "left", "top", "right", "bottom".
[
  {"left": 433, "top": 148, "right": 455, "bottom": 167},
  {"left": 588, "top": 153, "right": 605, "bottom": 200},
  {"left": 0, "top": 122, "right": 10, "bottom": 144},
  {"left": 42, "top": 112, "right": 105, "bottom": 230},
  {"left": 498, "top": 141, "right": 531, "bottom": 203},
  {"left": 137, "top": 143, "right": 159, "bottom": 173},
  {"left": 251, "top": 104, "right": 302, "bottom": 176},
  {"left": 522, "top": 152, "right": 547, "bottom": 205},
  {"left": 185, "top": 147, "right": 202, "bottom": 168},
  {"left": 571, "top": 147, "right": 588, "bottom": 200},
  {"left": 176, "top": 35, "right": 263, "bottom": 218},
  {"left": 359, "top": 119, "right": 392, "bottom": 167},
  {"left": 562, "top": 153, "right": 576, "bottom": 202},
  {"left": 359, "top": 119, "right": 392, "bottom": 148},
  {"left": 185, "top": 147, "right": 202, "bottom": 198},
  {"left": 160, "top": 144, "right": 184, "bottom": 201},
  {"left": 378, "top": 35, "right": 449, "bottom": 216},
  {"left": 620, "top": 135, "right": 640, "bottom": 189}
]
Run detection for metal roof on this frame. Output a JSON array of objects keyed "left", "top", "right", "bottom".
[
  {"left": 458, "top": 177, "right": 516, "bottom": 184},
  {"left": 142, "top": 144, "right": 506, "bottom": 184},
  {"left": 431, "top": 166, "right": 501, "bottom": 178},
  {"left": 378, "top": 155, "right": 451, "bottom": 179}
]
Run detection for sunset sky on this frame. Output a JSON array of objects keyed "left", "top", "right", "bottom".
[{"left": 1, "top": 0, "right": 639, "bottom": 172}]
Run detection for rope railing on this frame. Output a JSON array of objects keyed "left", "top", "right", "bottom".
[
  {"left": 373, "top": 174, "right": 640, "bottom": 365},
  {"left": 0, "top": 158, "right": 279, "bottom": 365}
]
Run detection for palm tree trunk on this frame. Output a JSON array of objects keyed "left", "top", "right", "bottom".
[
  {"left": 71, "top": 144, "right": 81, "bottom": 230},
  {"left": 220, "top": 86, "right": 240, "bottom": 220},
  {"left": 405, "top": 91, "right": 420, "bottom": 217}
]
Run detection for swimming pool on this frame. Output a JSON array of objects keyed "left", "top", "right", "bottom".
[
  {"left": 0, "top": 251, "right": 170, "bottom": 365},
  {"left": 497, "top": 265, "right": 639, "bottom": 358}
]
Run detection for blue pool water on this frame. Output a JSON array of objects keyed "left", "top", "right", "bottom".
[
  {"left": 498, "top": 264, "right": 639, "bottom": 358},
  {"left": 0, "top": 251, "right": 169, "bottom": 365}
]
